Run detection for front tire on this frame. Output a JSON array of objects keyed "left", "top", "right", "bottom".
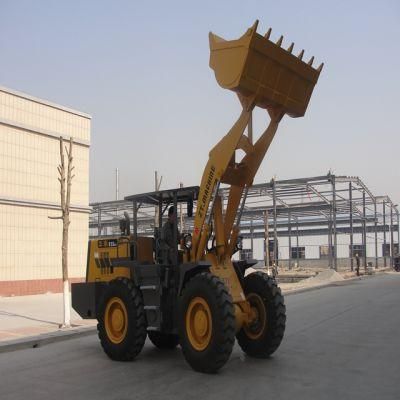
[
  {"left": 97, "top": 278, "right": 147, "bottom": 361},
  {"left": 237, "top": 272, "right": 286, "bottom": 358},
  {"left": 179, "top": 272, "right": 235, "bottom": 373}
]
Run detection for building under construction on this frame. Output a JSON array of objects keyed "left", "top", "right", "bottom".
[{"left": 89, "top": 174, "right": 399, "bottom": 272}]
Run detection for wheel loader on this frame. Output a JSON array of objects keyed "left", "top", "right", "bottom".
[{"left": 72, "top": 21, "right": 323, "bottom": 373}]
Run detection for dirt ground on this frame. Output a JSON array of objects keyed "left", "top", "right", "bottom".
[{"left": 246, "top": 265, "right": 392, "bottom": 293}]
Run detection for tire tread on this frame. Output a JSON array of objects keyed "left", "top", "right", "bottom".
[
  {"left": 237, "top": 272, "right": 286, "bottom": 358},
  {"left": 97, "top": 277, "right": 147, "bottom": 361}
]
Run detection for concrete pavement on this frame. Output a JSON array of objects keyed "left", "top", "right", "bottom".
[
  {"left": 0, "top": 268, "right": 389, "bottom": 350},
  {"left": 0, "top": 292, "right": 95, "bottom": 342},
  {"left": 0, "top": 273, "right": 399, "bottom": 400}
]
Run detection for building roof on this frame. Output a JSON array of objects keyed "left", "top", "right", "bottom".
[{"left": 0, "top": 85, "right": 91, "bottom": 119}]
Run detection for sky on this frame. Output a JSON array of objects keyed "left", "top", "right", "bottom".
[{"left": 1, "top": 0, "right": 399, "bottom": 204}]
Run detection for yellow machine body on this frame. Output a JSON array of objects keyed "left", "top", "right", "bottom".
[
  {"left": 83, "top": 20, "right": 322, "bottom": 336},
  {"left": 191, "top": 20, "right": 322, "bottom": 330},
  {"left": 209, "top": 21, "right": 322, "bottom": 117},
  {"left": 72, "top": 21, "right": 324, "bottom": 373},
  {"left": 86, "top": 236, "right": 154, "bottom": 282}
]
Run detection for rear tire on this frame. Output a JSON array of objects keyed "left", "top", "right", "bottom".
[
  {"left": 237, "top": 272, "right": 286, "bottom": 358},
  {"left": 97, "top": 278, "right": 147, "bottom": 361},
  {"left": 148, "top": 331, "right": 179, "bottom": 349},
  {"left": 178, "top": 272, "right": 235, "bottom": 373}
]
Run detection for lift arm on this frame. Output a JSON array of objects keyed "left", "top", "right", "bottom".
[{"left": 191, "top": 21, "right": 322, "bottom": 263}]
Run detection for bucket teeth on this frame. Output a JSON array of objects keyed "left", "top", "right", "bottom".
[
  {"left": 317, "top": 62, "right": 324, "bottom": 72},
  {"left": 251, "top": 20, "right": 259, "bottom": 32},
  {"left": 264, "top": 28, "right": 272, "bottom": 39},
  {"left": 209, "top": 22, "right": 323, "bottom": 117}
]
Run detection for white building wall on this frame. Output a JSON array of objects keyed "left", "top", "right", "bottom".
[
  {"left": 241, "top": 229, "right": 395, "bottom": 269},
  {"left": 0, "top": 86, "right": 91, "bottom": 295}
]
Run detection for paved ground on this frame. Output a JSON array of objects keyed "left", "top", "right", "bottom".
[
  {"left": 0, "top": 273, "right": 399, "bottom": 400},
  {"left": 0, "top": 267, "right": 376, "bottom": 342},
  {"left": 0, "top": 293, "right": 95, "bottom": 341}
]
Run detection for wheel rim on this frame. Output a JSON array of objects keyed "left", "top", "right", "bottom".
[
  {"left": 244, "top": 293, "right": 267, "bottom": 340},
  {"left": 105, "top": 297, "right": 128, "bottom": 344},
  {"left": 186, "top": 297, "right": 212, "bottom": 351}
]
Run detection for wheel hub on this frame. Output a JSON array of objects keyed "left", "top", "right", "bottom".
[
  {"left": 194, "top": 309, "right": 208, "bottom": 336},
  {"left": 105, "top": 297, "right": 128, "bottom": 344},
  {"left": 186, "top": 297, "right": 212, "bottom": 351},
  {"left": 112, "top": 309, "right": 124, "bottom": 331},
  {"left": 244, "top": 293, "right": 267, "bottom": 340}
]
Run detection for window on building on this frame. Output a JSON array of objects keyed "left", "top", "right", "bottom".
[
  {"left": 319, "top": 245, "right": 334, "bottom": 259},
  {"left": 291, "top": 246, "right": 305, "bottom": 259},
  {"left": 240, "top": 249, "right": 253, "bottom": 261},
  {"left": 263, "top": 240, "right": 278, "bottom": 265},
  {"left": 382, "top": 243, "right": 399, "bottom": 257},
  {"left": 350, "top": 244, "right": 365, "bottom": 258}
]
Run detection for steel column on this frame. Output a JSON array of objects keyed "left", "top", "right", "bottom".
[
  {"left": 332, "top": 176, "right": 337, "bottom": 271},
  {"left": 383, "top": 201, "right": 387, "bottom": 268},
  {"left": 362, "top": 191, "right": 367, "bottom": 269},
  {"left": 328, "top": 207, "right": 333, "bottom": 269},
  {"left": 158, "top": 197, "right": 163, "bottom": 237},
  {"left": 374, "top": 200, "right": 378, "bottom": 268},
  {"left": 133, "top": 200, "right": 138, "bottom": 260},
  {"left": 296, "top": 219, "right": 299, "bottom": 267},
  {"left": 173, "top": 191, "right": 178, "bottom": 266},
  {"left": 264, "top": 211, "right": 269, "bottom": 267},
  {"left": 273, "top": 179, "right": 278, "bottom": 267},
  {"left": 349, "top": 183, "right": 353, "bottom": 271},
  {"left": 288, "top": 210, "right": 292, "bottom": 270},
  {"left": 250, "top": 217, "right": 254, "bottom": 258},
  {"left": 390, "top": 205, "right": 394, "bottom": 268},
  {"left": 398, "top": 211, "right": 400, "bottom": 254}
]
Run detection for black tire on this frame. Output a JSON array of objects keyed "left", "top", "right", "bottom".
[
  {"left": 97, "top": 278, "right": 147, "bottom": 361},
  {"left": 178, "top": 272, "right": 235, "bottom": 373},
  {"left": 148, "top": 331, "right": 179, "bottom": 349},
  {"left": 237, "top": 272, "right": 286, "bottom": 358}
]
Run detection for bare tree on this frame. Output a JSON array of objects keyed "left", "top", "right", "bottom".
[{"left": 50, "top": 136, "right": 74, "bottom": 328}]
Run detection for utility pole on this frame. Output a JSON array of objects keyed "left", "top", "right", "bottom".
[{"left": 116, "top": 168, "right": 119, "bottom": 201}]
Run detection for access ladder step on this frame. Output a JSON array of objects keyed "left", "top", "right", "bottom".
[{"left": 140, "top": 285, "right": 158, "bottom": 290}]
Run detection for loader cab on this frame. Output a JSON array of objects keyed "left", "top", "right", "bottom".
[{"left": 124, "top": 186, "right": 199, "bottom": 266}]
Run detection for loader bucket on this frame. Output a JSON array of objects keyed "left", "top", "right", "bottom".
[{"left": 209, "top": 21, "right": 322, "bottom": 117}]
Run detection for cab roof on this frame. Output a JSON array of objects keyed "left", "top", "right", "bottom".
[{"left": 124, "top": 186, "right": 199, "bottom": 206}]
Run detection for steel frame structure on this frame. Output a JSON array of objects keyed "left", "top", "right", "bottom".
[{"left": 89, "top": 174, "right": 399, "bottom": 271}]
